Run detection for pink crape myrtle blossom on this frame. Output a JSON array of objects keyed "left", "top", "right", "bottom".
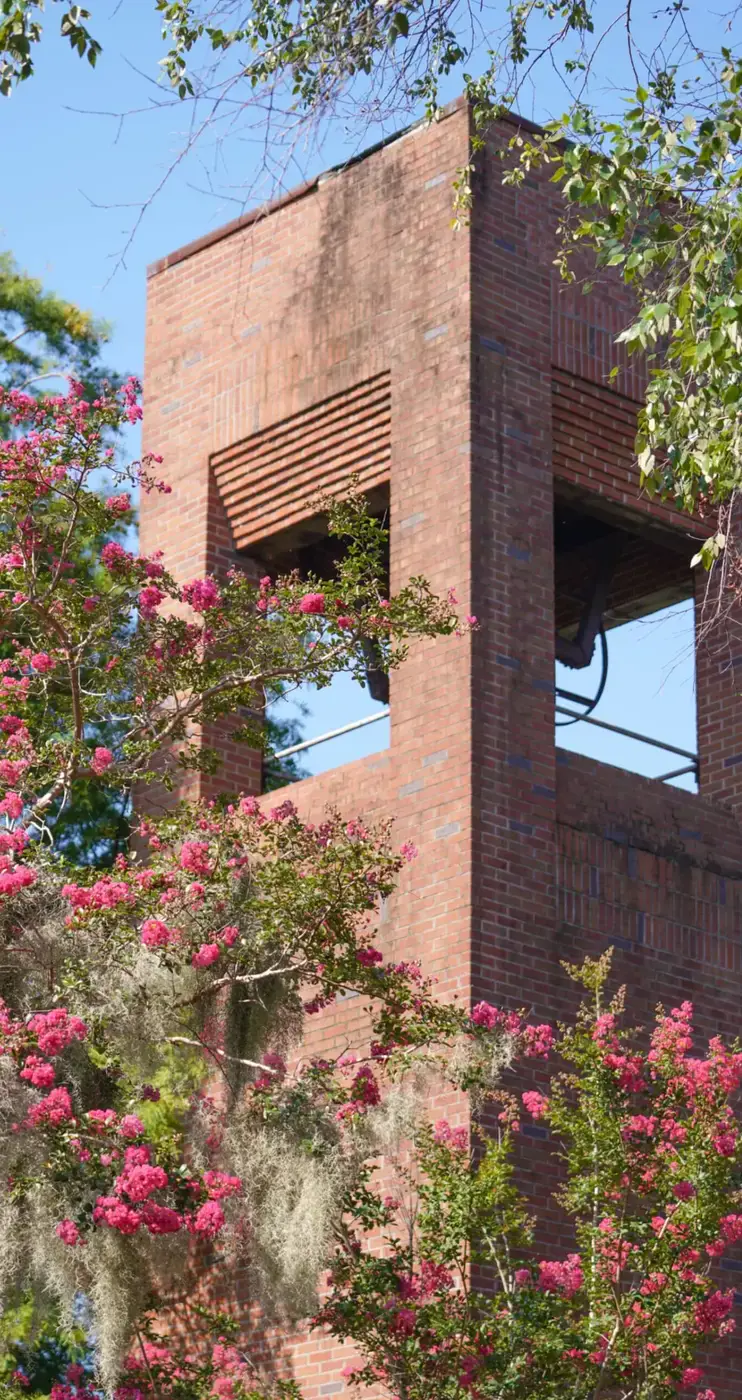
[
  {"left": 90, "top": 746, "right": 114, "bottom": 776},
  {"left": 55, "top": 1219, "right": 84, "bottom": 1247},
  {"left": 522, "top": 1090, "right": 548, "bottom": 1119},
  {"left": 140, "top": 917, "right": 179, "bottom": 948},
  {"left": 298, "top": 592, "right": 325, "bottom": 614},
  {"left": 538, "top": 1254, "right": 584, "bottom": 1298},
  {"left": 192, "top": 942, "right": 221, "bottom": 969},
  {"left": 182, "top": 577, "right": 222, "bottom": 612},
  {"left": 106, "top": 494, "right": 131, "bottom": 515}
]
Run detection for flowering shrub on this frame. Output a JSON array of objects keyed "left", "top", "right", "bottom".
[
  {"left": 0, "top": 380, "right": 738, "bottom": 1400},
  {"left": 320, "top": 953, "right": 742, "bottom": 1400},
  {"left": 6, "top": 1318, "right": 303, "bottom": 1400},
  {"left": 0, "top": 380, "right": 462, "bottom": 827},
  {"left": 0, "top": 379, "right": 480, "bottom": 1391}
]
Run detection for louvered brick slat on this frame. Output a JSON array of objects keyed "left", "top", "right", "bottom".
[
  {"left": 213, "top": 377, "right": 391, "bottom": 480},
  {"left": 211, "top": 372, "right": 391, "bottom": 550}
]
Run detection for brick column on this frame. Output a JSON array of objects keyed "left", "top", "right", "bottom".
[
  {"left": 470, "top": 127, "right": 559, "bottom": 1025},
  {"left": 695, "top": 562, "right": 742, "bottom": 814}
]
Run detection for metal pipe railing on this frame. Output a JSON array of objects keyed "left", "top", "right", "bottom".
[
  {"left": 555, "top": 705, "right": 698, "bottom": 774},
  {"left": 271, "top": 707, "right": 390, "bottom": 762},
  {"left": 654, "top": 763, "right": 697, "bottom": 783},
  {"left": 269, "top": 703, "right": 697, "bottom": 784}
]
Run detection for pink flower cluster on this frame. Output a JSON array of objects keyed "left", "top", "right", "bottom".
[
  {"left": 649, "top": 1000, "right": 694, "bottom": 1065},
  {"left": 522, "top": 1090, "right": 548, "bottom": 1120},
  {"left": 30, "top": 651, "right": 54, "bottom": 673},
  {"left": 179, "top": 839, "right": 213, "bottom": 875},
  {"left": 202, "top": 1170, "right": 242, "bottom": 1200},
  {"left": 0, "top": 790, "right": 23, "bottom": 818},
  {"left": 253, "top": 1051, "right": 287, "bottom": 1092},
  {"left": 299, "top": 592, "right": 325, "bottom": 614},
  {"left": 138, "top": 584, "right": 165, "bottom": 618},
  {"left": 693, "top": 1290, "right": 735, "bottom": 1336},
  {"left": 470, "top": 1001, "right": 555, "bottom": 1059},
  {"left": 115, "top": 1160, "right": 169, "bottom": 1203},
  {"left": 140, "top": 916, "right": 180, "bottom": 949},
  {"left": 63, "top": 877, "right": 132, "bottom": 911},
  {"left": 335, "top": 1066, "right": 381, "bottom": 1122},
  {"left": 537, "top": 1253, "right": 584, "bottom": 1298},
  {"left": 621, "top": 1113, "right": 657, "bottom": 1141},
  {"left": 192, "top": 941, "right": 220, "bottom": 968},
  {"left": 121, "top": 376, "right": 143, "bottom": 425},
  {"left": 0, "top": 548, "right": 24, "bottom": 570},
  {"left": 470, "top": 1001, "right": 514, "bottom": 1031},
  {"left": 48, "top": 1117, "right": 243, "bottom": 1246},
  {"left": 50, "top": 1367, "right": 98, "bottom": 1400},
  {"left": 356, "top": 945, "right": 383, "bottom": 967},
  {"left": 113, "top": 1336, "right": 253, "bottom": 1400},
  {"left": 28, "top": 1009, "right": 88, "bottom": 1056},
  {"left": 208, "top": 1340, "right": 252, "bottom": 1400},
  {"left": 0, "top": 863, "right": 36, "bottom": 898},
  {"left": 432, "top": 1119, "right": 468, "bottom": 1151},
  {"left": 20, "top": 1054, "right": 56, "bottom": 1088},
  {"left": 397, "top": 1258, "right": 453, "bottom": 1300},
  {"left": 191, "top": 922, "right": 240, "bottom": 968},
  {"left": 101, "top": 541, "right": 133, "bottom": 572},
  {"left": 182, "top": 576, "right": 222, "bottom": 612},
  {"left": 105, "top": 493, "right": 131, "bottom": 515},
  {"left": 387, "top": 1306, "right": 416, "bottom": 1336},
  {"left": 26, "top": 1085, "right": 74, "bottom": 1127},
  {"left": 522, "top": 1023, "right": 556, "bottom": 1058},
  {"left": 55, "top": 1218, "right": 84, "bottom": 1247}
]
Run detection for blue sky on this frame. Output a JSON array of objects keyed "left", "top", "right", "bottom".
[{"left": 0, "top": 3, "right": 712, "bottom": 786}]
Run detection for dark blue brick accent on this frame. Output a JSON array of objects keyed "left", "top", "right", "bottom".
[
  {"left": 507, "top": 754, "right": 532, "bottom": 770},
  {"left": 605, "top": 827, "right": 628, "bottom": 845},
  {"left": 522, "top": 1123, "right": 548, "bottom": 1140}
]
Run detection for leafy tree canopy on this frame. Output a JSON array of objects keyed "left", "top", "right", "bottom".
[
  {"left": 0, "top": 252, "right": 120, "bottom": 433},
  {"left": 6, "top": 3, "right": 742, "bottom": 564}
]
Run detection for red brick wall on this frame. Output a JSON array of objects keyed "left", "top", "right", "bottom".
[
  {"left": 552, "top": 272, "right": 647, "bottom": 403},
  {"left": 553, "top": 370, "right": 702, "bottom": 536},
  {"left": 142, "top": 104, "right": 742, "bottom": 1399},
  {"left": 696, "top": 565, "right": 742, "bottom": 819}
]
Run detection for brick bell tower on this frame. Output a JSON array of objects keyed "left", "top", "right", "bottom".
[{"left": 142, "top": 98, "right": 742, "bottom": 1398}]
